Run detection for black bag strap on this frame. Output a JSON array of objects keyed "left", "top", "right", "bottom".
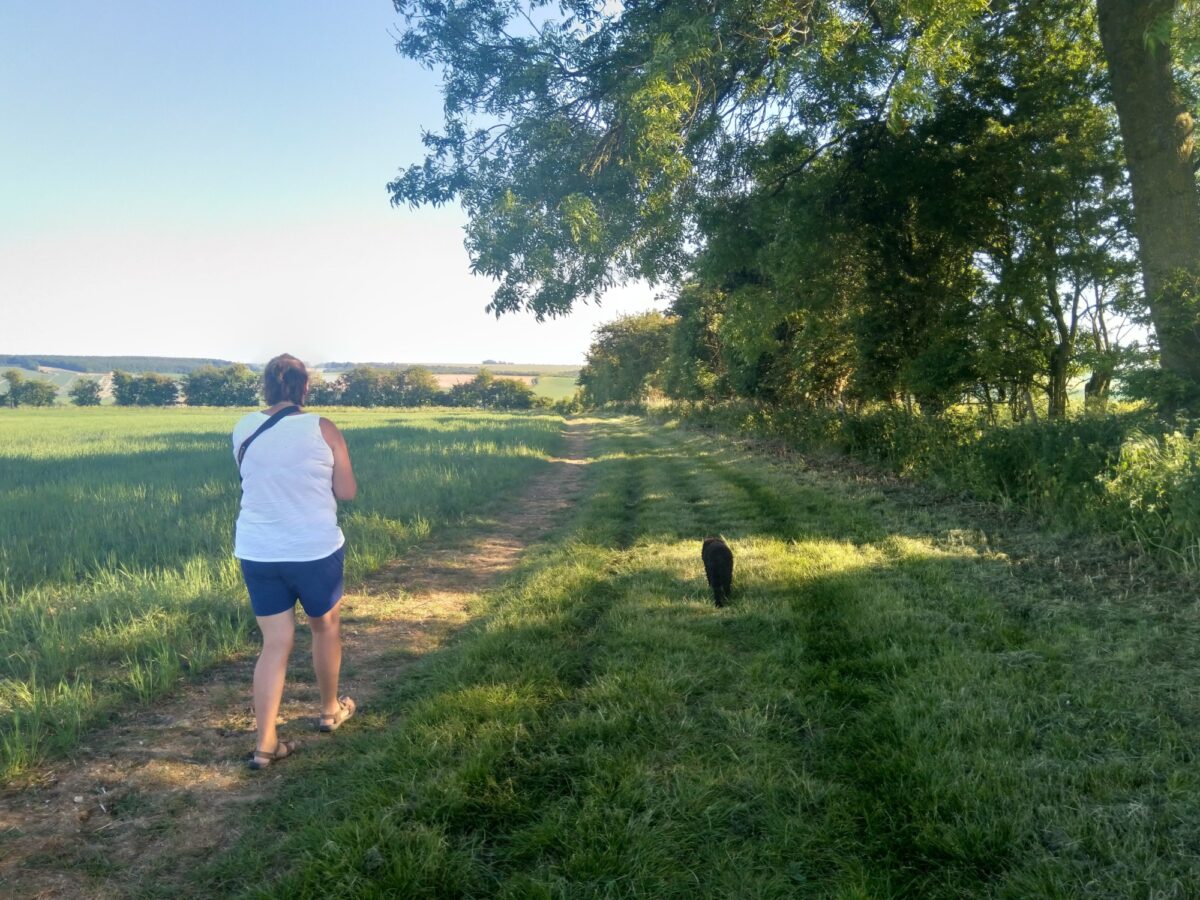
[{"left": 237, "top": 405, "right": 302, "bottom": 475}]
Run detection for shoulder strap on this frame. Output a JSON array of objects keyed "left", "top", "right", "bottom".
[{"left": 237, "top": 406, "right": 303, "bottom": 474}]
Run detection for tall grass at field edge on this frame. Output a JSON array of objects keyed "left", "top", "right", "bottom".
[{"left": 667, "top": 401, "right": 1200, "bottom": 571}]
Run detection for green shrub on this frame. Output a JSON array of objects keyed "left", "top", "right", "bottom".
[{"left": 1103, "top": 429, "right": 1200, "bottom": 567}]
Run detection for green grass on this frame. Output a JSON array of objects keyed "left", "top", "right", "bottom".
[
  {"left": 187, "top": 416, "right": 1200, "bottom": 898},
  {"left": 0, "top": 406, "right": 564, "bottom": 779},
  {"left": 531, "top": 375, "right": 581, "bottom": 401}
]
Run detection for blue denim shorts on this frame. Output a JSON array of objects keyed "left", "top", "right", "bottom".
[{"left": 239, "top": 544, "right": 345, "bottom": 618}]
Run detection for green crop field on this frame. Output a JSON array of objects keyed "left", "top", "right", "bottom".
[
  {"left": 0, "top": 406, "right": 563, "bottom": 778},
  {"left": 530, "top": 374, "right": 579, "bottom": 401}
]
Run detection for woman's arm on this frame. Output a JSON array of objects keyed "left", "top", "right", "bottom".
[{"left": 319, "top": 418, "right": 357, "bottom": 501}]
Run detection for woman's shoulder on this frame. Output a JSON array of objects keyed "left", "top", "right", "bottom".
[
  {"left": 234, "top": 410, "right": 268, "bottom": 425},
  {"left": 231, "top": 410, "right": 267, "bottom": 439}
]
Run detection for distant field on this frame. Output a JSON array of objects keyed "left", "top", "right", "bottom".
[
  {"left": 0, "top": 406, "right": 565, "bottom": 778},
  {"left": 530, "top": 374, "right": 579, "bottom": 400},
  {"left": 432, "top": 373, "right": 536, "bottom": 388}
]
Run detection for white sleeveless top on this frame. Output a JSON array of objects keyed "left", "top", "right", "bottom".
[{"left": 231, "top": 411, "right": 345, "bottom": 562}]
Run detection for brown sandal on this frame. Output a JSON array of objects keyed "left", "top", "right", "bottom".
[
  {"left": 318, "top": 697, "right": 356, "bottom": 733},
  {"left": 248, "top": 739, "right": 296, "bottom": 770}
]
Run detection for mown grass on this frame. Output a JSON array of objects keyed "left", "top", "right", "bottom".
[
  {"left": 189, "top": 416, "right": 1200, "bottom": 898},
  {"left": 0, "top": 406, "right": 564, "bottom": 779}
]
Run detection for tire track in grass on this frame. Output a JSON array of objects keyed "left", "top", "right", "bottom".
[
  {"left": 647, "top": 424, "right": 1012, "bottom": 892},
  {"left": 561, "top": 421, "right": 645, "bottom": 691},
  {"left": 0, "top": 422, "right": 598, "bottom": 900},
  {"left": 682, "top": 430, "right": 1033, "bottom": 892}
]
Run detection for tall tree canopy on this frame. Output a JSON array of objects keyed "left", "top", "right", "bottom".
[
  {"left": 391, "top": 0, "right": 990, "bottom": 317},
  {"left": 393, "top": 0, "right": 1200, "bottom": 407}
]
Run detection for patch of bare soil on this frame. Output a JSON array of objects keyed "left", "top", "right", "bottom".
[{"left": 0, "top": 423, "right": 593, "bottom": 899}]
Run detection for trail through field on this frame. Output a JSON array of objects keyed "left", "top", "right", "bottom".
[{"left": 0, "top": 423, "right": 593, "bottom": 899}]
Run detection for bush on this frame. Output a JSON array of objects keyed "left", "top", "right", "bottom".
[
  {"left": 964, "top": 416, "right": 1131, "bottom": 512},
  {"left": 68, "top": 379, "right": 103, "bottom": 406},
  {"left": 1102, "top": 429, "right": 1200, "bottom": 566}
]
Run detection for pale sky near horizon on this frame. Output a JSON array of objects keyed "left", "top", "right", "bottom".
[{"left": 0, "top": 2, "right": 662, "bottom": 366}]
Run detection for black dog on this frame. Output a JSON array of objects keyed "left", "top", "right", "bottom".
[{"left": 701, "top": 537, "right": 734, "bottom": 607}]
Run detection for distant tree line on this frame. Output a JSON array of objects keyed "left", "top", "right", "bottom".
[
  {"left": 0, "top": 355, "right": 240, "bottom": 374},
  {"left": 3, "top": 364, "right": 547, "bottom": 410},
  {"left": 308, "top": 367, "right": 541, "bottom": 410},
  {"left": 320, "top": 361, "right": 573, "bottom": 378}
]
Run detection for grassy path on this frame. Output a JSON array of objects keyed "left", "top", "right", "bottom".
[
  {"left": 0, "top": 424, "right": 592, "bottom": 898},
  {"left": 7, "top": 416, "right": 1200, "bottom": 897}
]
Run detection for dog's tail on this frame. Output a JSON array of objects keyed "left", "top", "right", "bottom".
[{"left": 712, "top": 577, "right": 730, "bottom": 607}]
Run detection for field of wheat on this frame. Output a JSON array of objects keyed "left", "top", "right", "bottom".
[{"left": 0, "top": 407, "right": 563, "bottom": 778}]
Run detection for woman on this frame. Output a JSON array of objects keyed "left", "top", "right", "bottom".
[{"left": 232, "top": 353, "right": 357, "bottom": 769}]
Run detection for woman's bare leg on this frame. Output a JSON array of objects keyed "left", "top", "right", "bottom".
[
  {"left": 253, "top": 610, "right": 296, "bottom": 752},
  {"left": 308, "top": 602, "right": 343, "bottom": 718}
]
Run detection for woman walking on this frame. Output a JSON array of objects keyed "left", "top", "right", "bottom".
[{"left": 232, "top": 353, "right": 357, "bottom": 769}]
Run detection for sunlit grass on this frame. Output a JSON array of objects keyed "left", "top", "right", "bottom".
[
  {"left": 0, "top": 406, "right": 564, "bottom": 779},
  {"left": 192, "top": 415, "right": 1200, "bottom": 898}
]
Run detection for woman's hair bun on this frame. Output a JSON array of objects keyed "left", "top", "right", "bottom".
[{"left": 263, "top": 353, "right": 308, "bottom": 405}]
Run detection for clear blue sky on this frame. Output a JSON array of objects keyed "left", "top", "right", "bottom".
[{"left": 0, "top": 2, "right": 658, "bottom": 365}]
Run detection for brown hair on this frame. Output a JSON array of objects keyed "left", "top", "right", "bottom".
[{"left": 263, "top": 353, "right": 308, "bottom": 405}]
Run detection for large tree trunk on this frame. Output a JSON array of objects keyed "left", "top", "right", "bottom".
[
  {"left": 1097, "top": 0, "right": 1200, "bottom": 387},
  {"left": 1047, "top": 342, "right": 1071, "bottom": 419}
]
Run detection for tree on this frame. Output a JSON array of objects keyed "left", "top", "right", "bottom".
[
  {"left": 2, "top": 369, "right": 24, "bottom": 408},
  {"left": 2, "top": 369, "right": 59, "bottom": 407},
  {"left": 446, "top": 370, "right": 539, "bottom": 408},
  {"left": 337, "top": 367, "right": 385, "bottom": 407},
  {"left": 662, "top": 282, "right": 728, "bottom": 402},
  {"left": 486, "top": 377, "right": 539, "bottom": 409},
  {"left": 1096, "top": 0, "right": 1200, "bottom": 401},
  {"left": 393, "top": 0, "right": 1165, "bottom": 416},
  {"left": 306, "top": 378, "right": 343, "bottom": 406},
  {"left": 68, "top": 378, "right": 103, "bottom": 406},
  {"left": 402, "top": 367, "right": 441, "bottom": 406},
  {"left": 136, "top": 373, "right": 180, "bottom": 406},
  {"left": 20, "top": 380, "right": 58, "bottom": 406},
  {"left": 110, "top": 371, "right": 137, "bottom": 406},
  {"left": 182, "top": 364, "right": 259, "bottom": 406},
  {"left": 379, "top": 366, "right": 442, "bottom": 406},
  {"left": 970, "top": 0, "right": 1134, "bottom": 419},
  {"left": 391, "top": 0, "right": 992, "bottom": 318},
  {"left": 579, "top": 311, "right": 675, "bottom": 405},
  {"left": 111, "top": 371, "right": 179, "bottom": 406}
]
